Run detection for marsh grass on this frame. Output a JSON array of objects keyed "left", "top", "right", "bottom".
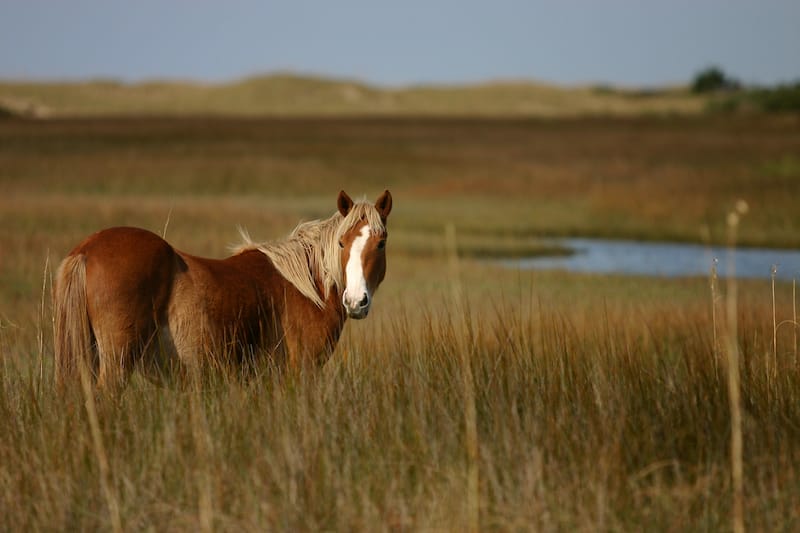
[
  {"left": 3, "top": 273, "right": 800, "bottom": 530},
  {"left": 3, "top": 116, "right": 799, "bottom": 249},
  {"left": 2, "top": 116, "right": 800, "bottom": 530}
]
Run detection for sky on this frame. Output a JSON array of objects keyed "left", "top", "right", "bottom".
[{"left": 1, "top": 1, "right": 798, "bottom": 88}]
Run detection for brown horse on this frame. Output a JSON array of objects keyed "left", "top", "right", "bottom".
[{"left": 53, "top": 190, "right": 392, "bottom": 391}]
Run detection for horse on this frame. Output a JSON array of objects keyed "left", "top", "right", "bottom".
[{"left": 53, "top": 190, "right": 392, "bottom": 391}]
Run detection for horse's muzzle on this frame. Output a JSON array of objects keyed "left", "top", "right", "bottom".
[
  {"left": 347, "top": 307, "right": 369, "bottom": 320},
  {"left": 343, "top": 292, "right": 370, "bottom": 319}
]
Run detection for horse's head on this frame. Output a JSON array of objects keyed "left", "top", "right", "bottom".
[{"left": 336, "top": 190, "right": 392, "bottom": 319}]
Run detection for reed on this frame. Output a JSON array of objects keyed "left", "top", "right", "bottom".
[
  {"left": 772, "top": 264, "right": 779, "bottom": 380},
  {"left": 445, "top": 223, "right": 479, "bottom": 532},
  {"left": 794, "top": 277, "right": 798, "bottom": 364},
  {"left": 76, "top": 345, "right": 123, "bottom": 533},
  {"left": 724, "top": 200, "right": 747, "bottom": 533},
  {"left": 710, "top": 257, "right": 720, "bottom": 381}
]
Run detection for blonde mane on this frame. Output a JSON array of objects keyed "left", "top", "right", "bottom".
[{"left": 235, "top": 202, "right": 386, "bottom": 308}]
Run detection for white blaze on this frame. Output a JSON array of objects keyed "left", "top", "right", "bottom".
[{"left": 343, "top": 225, "right": 371, "bottom": 311}]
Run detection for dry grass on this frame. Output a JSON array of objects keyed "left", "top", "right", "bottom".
[
  {"left": 2, "top": 115, "right": 799, "bottom": 250},
  {"left": 1, "top": 115, "right": 799, "bottom": 530},
  {"left": 3, "top": 278, "right": 800, "bottom": 530}
]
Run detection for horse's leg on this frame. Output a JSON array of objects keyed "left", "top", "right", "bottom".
[
  {"left": 93, "top": 330, "right": 138, "bottom": 393},
  {"left": 284, "top": 333, "right": 302, "bottom": 370},
  {"left": 281, "top": 297, "right": 344, "bottom": 371},
  {"left": 90, "top": 306, "right": 154, "bottom": 393},
  {"left": 167, "top": 305, "right": 215, "bottom": 377},
  {"left": 132, "top": 321, "right": 179, "bottom": 387},
  {"left": 283, "top": 323, "right": 331, "bottom": 371}
]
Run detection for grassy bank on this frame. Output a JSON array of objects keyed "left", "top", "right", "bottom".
[{"left": 0, "top": 74, "right": 705, "bottom": 118}]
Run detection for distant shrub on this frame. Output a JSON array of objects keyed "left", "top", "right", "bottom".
[
  {"left": 691, "top": 66, "right": 740, "bottom": 93},
  {"left": 750, "top": 82, "right": 800, "bottom": 112},
  {"left": 706, "top": 96, "right": 742, "bottom": 113},
  {"left": 591, "top": 84, "right": 616, "bottom": 95},
  {"left": 0, "top": 101, "right": 17, "bottom": 119}
]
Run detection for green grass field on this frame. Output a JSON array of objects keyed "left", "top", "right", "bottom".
[{"left": 1, "top": 114, "right": 800, "bottom": 530}]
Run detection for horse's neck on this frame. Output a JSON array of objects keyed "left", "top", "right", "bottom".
[
  {"left": 315, "top": 273, "right": 347, "bottom": 325},
  {"left": 240, "top": 241, "right": 347, "bottom": 325}
]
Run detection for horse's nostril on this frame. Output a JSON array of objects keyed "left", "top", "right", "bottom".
[{"left": 359, "top": 294, "right": 369, "bottom": 307}]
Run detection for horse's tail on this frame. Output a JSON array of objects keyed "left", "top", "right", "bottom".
[{"left": 53, "top": 254, "right": 94, "bottom": 390}]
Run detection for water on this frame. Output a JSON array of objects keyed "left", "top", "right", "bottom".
[{"left": 503, "top": 238, "right": 800, "bottom": 281}]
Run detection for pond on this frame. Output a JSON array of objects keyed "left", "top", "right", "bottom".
[{"left": 501, "top": 238, "right": 800, "bottom": 281}]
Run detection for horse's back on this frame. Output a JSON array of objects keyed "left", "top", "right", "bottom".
[
  {"left": 74, "top": 226, "right": 178, "bottom": 305},
  {"left": 171, "top": 249, "right": 288, "bottom": 355},
  {"left": 72, "top": 227, "right": 284, "bottom": 357}
]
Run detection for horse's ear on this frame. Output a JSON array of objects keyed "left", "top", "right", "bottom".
[
  {"left": 337, "top": 190, "right": 354, "bottom": 217},
  {"left": 375, "top": 190, "right": 392, "bottom": 220}
]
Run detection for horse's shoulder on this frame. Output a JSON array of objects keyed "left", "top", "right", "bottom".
[{"left": 176, "top": 248, "right": 280, "bottom": 289}]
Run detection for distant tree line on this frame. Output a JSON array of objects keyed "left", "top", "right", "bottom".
[
  {"left": 692, "top": 66, "right": 800, "bottom": 112},
  {"left": 691, "top": 67, "right": 740, "bottom": 93}
]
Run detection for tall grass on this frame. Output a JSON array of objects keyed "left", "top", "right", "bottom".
[
  {"left": 2, "top": 116, "right": 799, "bottom": 530},
  {"left": 2, "top": 275, "right": 800, "bottom": 531}
]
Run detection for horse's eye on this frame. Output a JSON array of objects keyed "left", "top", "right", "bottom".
[
  {"left": 377, "top": 239, "right": 386, "bottom": 250},
  {"left": 338, "top": 240, "right": 344, "bottom": 249}
]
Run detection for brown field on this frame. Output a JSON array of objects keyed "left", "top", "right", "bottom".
[{"left": 1, "top": 114, "right": 800, "bottom": 530}]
